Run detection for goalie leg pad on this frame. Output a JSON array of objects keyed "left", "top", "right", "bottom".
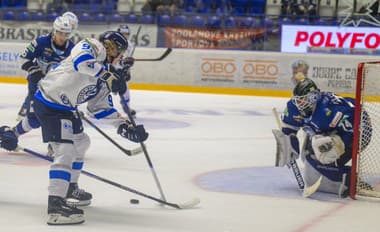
[
  {"left": 304, "top": 155, "right": 351, "bottom": 196},
  {"left": 272, "top": 129, "right": 299, "bottom": 167}
]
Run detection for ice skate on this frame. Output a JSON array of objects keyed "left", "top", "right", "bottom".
[
  {"left": 47, "top": 196, "right": 84, "bottom": 225},
  {"left": 65, "top": 183, "right": 92, "bottom": 207}
]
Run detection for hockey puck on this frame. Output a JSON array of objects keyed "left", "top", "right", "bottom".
[{"left": 130, "top": 199, "right": 139, "bottom": 204}]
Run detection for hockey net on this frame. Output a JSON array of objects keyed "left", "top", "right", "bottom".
[{"left": 350, "top": 62, "right": 380, "bottom": 199}]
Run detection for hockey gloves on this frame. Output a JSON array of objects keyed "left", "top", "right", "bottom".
[
  {"left": 0, "top": 126, "right": 18, "bottom": 151},
  {"left": 100, "top": 70, "right": 126, "bottom": 95},
  {"left": 22, "top": 61, "right": 44, "bottom": 84},
  {"left": 118, "top": 123, "right": 148, "bottom": 143},
  {"left": 122, "top": 57, "right": 134, "bottom": 69}
]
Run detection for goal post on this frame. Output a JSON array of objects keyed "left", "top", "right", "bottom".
[{"left": 350, "top": 61, "right": 380, "bottom": 199}]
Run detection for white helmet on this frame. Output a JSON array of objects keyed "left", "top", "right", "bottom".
[
  {"left": 53, "top": 16, "right": 72, "bottom": 34},
  {"left": 86, "top": 38, "right": 106, "bottom": 62},
  {"left": 62, "top": 11, "right": 78, "bottom": 30}
]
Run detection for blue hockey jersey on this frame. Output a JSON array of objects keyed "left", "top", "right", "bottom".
[
  {"left": 21, "top": 33, "right": 75, "bottom": 75},
  {"left": 282, "top": 92, "right": 355, "bottom": 148}
]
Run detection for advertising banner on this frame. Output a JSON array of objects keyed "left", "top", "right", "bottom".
[
  {"left": 281, "top": 25, "right": 380, "bottom": 53},
  {"left": 0, "top": 21, "right": 158, "bottom": 47},
  {"left": 164, "top": 27, "right": 264, "bottom": 50}
]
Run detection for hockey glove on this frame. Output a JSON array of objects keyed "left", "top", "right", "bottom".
[
  {"left": 122, "top": 57, "right": 134, "bottom": 68},
  {"left": 100, "top": 70, "right": 126, "bottom": 95},
  {"left": 22, "top": 61, "right": 44, "bottom": 84},
  {"left": 0, "top": 126, "right": 18, "bottom": 151},
  {"left": 311, "top": 134, "right": 345, "bottom": 164},
  {"left": 118, "top": 123, "right": 148, "bottom": 143}
]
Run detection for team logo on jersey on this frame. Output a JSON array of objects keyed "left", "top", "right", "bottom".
[
  {"left": 77, "top": 85, "right": 98, "bottom": 104},
  {"left": 60, "top": 94, "right": 70, "bottom": 105},
  {"left": 324, "top": 108, "right": 332, "bottom": 116},
  {"left": 329, "top": 111, "right": 343, "bottom": 128}
]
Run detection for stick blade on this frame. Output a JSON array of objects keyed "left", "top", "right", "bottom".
[
  {"left": 303, "top": 176, "right": 322, "bottom": 198},
  {"left": 176, "top": 197, "right": 201, "bottom": 209}
]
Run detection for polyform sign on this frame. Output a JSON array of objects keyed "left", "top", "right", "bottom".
[{"left": 281, "top": 25, "right": 380, "bottom": 53}]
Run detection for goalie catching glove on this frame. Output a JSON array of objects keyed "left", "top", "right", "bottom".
[
  {"left": 311, "top": 134, "right": 345, "bottom": 164},
  {"left": 118, "top": 122, "right": 148, "bottom": 143}
]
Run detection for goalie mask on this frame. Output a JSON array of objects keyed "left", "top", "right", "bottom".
[
  {"left": 100, "top": 31, "right": 128, "bottom": 63},
  {"left": 292, "top": 78, "right": 320, "bottom": 117}
]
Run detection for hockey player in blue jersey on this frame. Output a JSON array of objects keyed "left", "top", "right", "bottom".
[
  {"left": 16, "top": 16, "right": 74, "bottom": 127},
  {"left": 274, "top": 78, "right": 373, "bottom": 197}
]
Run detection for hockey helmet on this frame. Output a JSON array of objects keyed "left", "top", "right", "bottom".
[
  {"left": 53, "top": 16, "right": 72, "bottom": 39},
  {"left": 100, "top": 31, "right": 128, "bottom": 60},
  {"left": 117, "top": 24, "right": 130, "bottom": 35},
  {"left": 62, "top": 11, "right": 78, "bottom": 30},
  {"left": 291, "top": 78, "right": 320, "bottom": 117}
]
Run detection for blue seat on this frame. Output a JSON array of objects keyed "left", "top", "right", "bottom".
[
  {"left": 94, "top": 13, "right": 106, "bottom": 22},
  {"left": 172, "top": 15, "right": 187, "bottom": 27},
  {"left": 294, "top": 17, "right": 309, "bottom": 25},
  {"left": 158, "top": 14, "right": 171, "bottom": 26},
  {"left": 239, "top": 17, "right": 255, "bottom": 28},
  {"left": 79, "top": 12, "right": 92, "bottom": 21},
  {"left": 17, "top": 11, "right": 30, "bottom": 21},
  {"left": 315, "top": 18, "right": 328, "bottom": 26},
  {"left": 189, "top": 15, "right": 205, "bottom": 28},
  {"left": 47, "top": 12, "right": 59, "bottom": 21},
  {"left": 207, "top": 15, "right": 221, "bottom": 28},
  {"left": 140, "top": 14, "right": 154, "bottom": 24},
  {"left": 125, "top": 14, "right": 138, "bottom": 23},
  {"left": 31, "top": 12, "right": 45, "bottom": 21},
  {"left": 3, "top": 10, "right": 15, "bottom": 20},
  {"left": 224, "top": 16, "right": 237, "bottom": 28},
  {"left": 278, "top": 17, "right": 291, "bottom": 25},
  {"left": 109, "top": 13, "right": 123, "bottom": 22}
]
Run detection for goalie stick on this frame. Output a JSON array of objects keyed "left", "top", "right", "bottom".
[
  {"left": 16, "top": 146, "right": 200, "bottom": 209},
  {"left": 133, "top": 48, "right": 172, "bottom": 62},
  {"left": 80, "top": 112, "right": 142, "bottom": 156},
  {"left": 272, "top": 107, "right": 322, "bottom": 198}
]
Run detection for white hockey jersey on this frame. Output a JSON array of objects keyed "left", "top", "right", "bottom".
[{"left": 37, "top": 38, "right": 122, "bottom": 123}]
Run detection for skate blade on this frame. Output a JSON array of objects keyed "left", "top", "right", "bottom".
[{"left": 47, "top": 213, "right": 85, "bottom": 225}]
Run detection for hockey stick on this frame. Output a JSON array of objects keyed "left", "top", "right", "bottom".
[
  {"left": 120, "top": 95, "right": 168, "bottom": 203},
  {"left": 16, "top": 146, "right": 200, "bottom": 209},
  {"left": 80, "top": 112, "right": 142, "bottom": 156},
  {"left": 134, "top": 48, "right": 172, "bottom": 62},
  {"left": 272, "top": 107, "right": 322, "bottom": 197}
]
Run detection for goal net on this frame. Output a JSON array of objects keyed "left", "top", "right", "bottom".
[{"left": 350, "top": 62, "right": 380, "bottom": 199}]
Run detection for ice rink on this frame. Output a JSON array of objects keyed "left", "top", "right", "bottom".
[{"left": 0, "top": 83, "right": 378, "bottom": 232}]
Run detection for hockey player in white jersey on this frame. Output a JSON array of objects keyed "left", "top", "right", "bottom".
[
  {"left": 31, "top": 32, "right": 148, "bottom": 225},
  {"left": 88, "top": 25, "right": 136, "bottom": 119}
]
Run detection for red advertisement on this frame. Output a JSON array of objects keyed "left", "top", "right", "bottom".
[{"left": 164, "top": 27, "right": 264, "bottom": 49}]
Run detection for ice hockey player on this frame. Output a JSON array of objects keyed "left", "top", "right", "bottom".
[
  {"left": 16, "top": 16, "right": 74, "bottom": 123},
  {"left": 273, "top": 78, "right": 372, "bottom": 197},
  {"left": 116, "top": 24, "right": 137, "bottom": 117},
  {"left": 1, "top": 32, "right": 149, "bottom": 225},
  {"left": 87, "top": 25, "right": 136, "bottom": 119}
]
